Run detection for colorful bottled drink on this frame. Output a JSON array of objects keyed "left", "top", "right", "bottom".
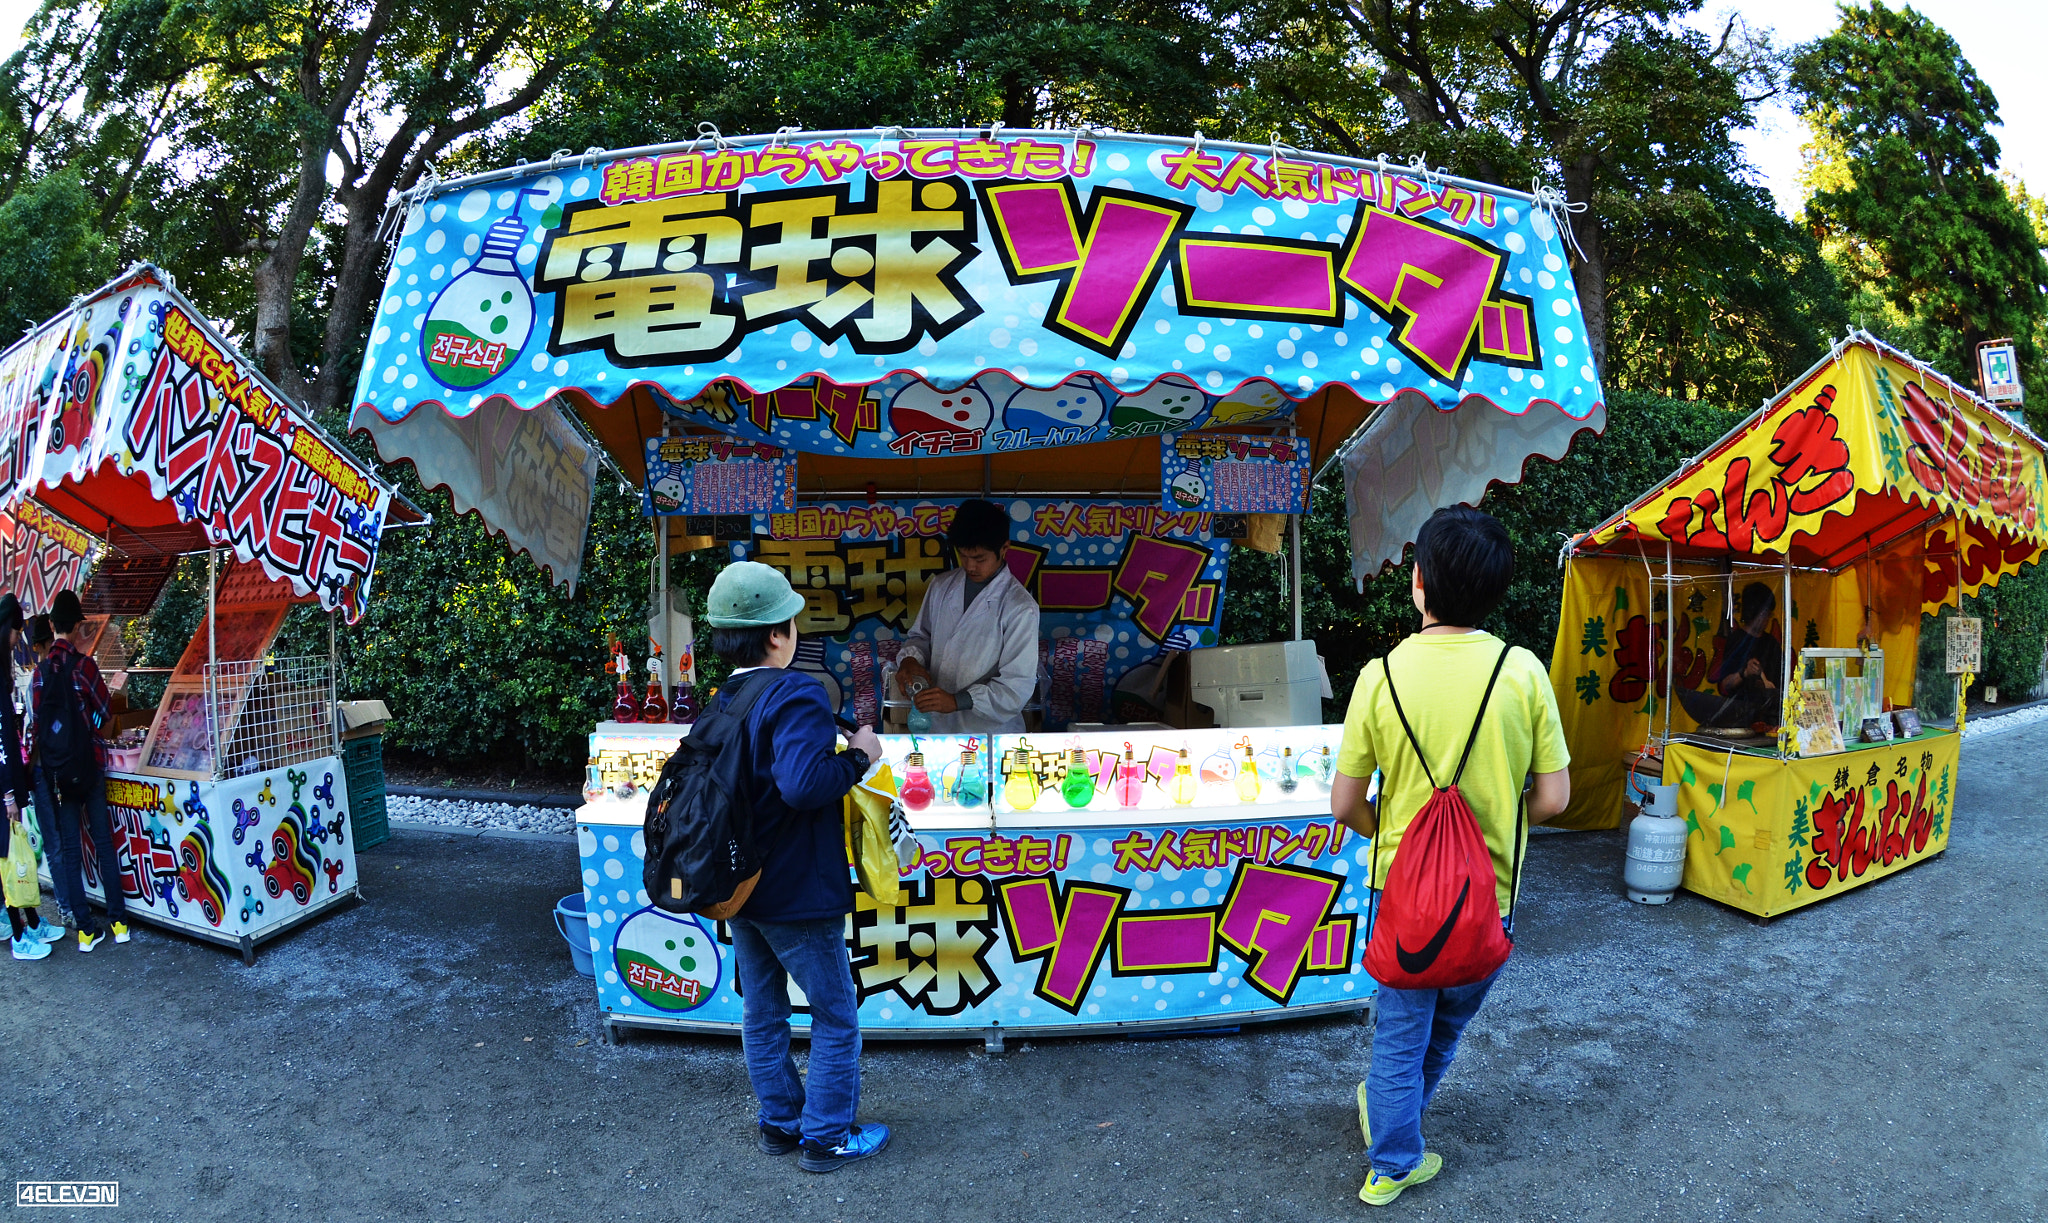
[
  {"left": 1234, "top": 738, "right": 1261, "bottom": 802},
  {"left": 610, "top": 639, "right": 640, "bottom": 723},
  {"left": 669, "top": 645, "right": 700, "bottom": 724},
  {"left": 1277, "top": 747, "right": 1298, "bottom": 794},
  {"left": 899, "top": 750, "right": 936, "bottom": 812},
  {"left": 1062, "top": 748, "right": 1095, "bottom": 808},
  {"left": 1003, "top": 744, "right": 1040, "bottom": 810},
  {"left": 1115, "top": 742, "right": 1145, "bottom": 808},
  {"left": 640, "top": 646, "right": 668, "bottom": 723},
  {"left": 1169, "top": 745, "right": 1198, "bottom": 805},
  {"left": 950, "top": 740, "right": 987, "bottom": 808}
]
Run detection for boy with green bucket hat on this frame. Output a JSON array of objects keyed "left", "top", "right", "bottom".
[{"left": 701, "top": 561, "right": 892, "bottom": 1173}]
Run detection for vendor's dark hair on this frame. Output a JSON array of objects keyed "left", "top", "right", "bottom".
[
  {"left": 711, "top": 618, "right": 794, "bottom": 668},
  {"left": 946, "top": 498, "right": 1009, "bottom": 553},
  {"left": 1413, "top": 505, "right": 1513, "bottom": 628},
  {"left": 50, "top": 589, "right": 82, "bottom": 634},
  {"left": 1740, "top": 581, "right": 1776, "bottom": 623}
]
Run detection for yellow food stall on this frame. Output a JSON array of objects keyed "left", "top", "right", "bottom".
[{"left": 1547, "top": 333, "right": 2041, "bottom": 919}]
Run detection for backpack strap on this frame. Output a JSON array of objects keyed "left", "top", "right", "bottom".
[{"left": 1378, "top": 643, "right": 1512, "bottom": 789}]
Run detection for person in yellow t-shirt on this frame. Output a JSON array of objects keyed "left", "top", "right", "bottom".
[{"left": 1329, "top": 505, "right": 1571, "bottom": 1208}]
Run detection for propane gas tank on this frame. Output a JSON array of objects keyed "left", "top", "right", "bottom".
[{"left": 1624, "top": 783, "right": 1687, "bottom": 904}]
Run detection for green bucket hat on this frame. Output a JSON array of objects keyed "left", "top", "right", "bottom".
[{"left": 705, "top": 561, "right": 807, "bottom": 628}]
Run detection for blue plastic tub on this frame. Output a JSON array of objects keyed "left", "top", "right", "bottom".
[{"left": 553, "top": 893, "right": 596, "bottom": 978}]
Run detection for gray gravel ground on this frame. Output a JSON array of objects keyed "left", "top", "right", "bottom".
[
  {"left": 386, "top": 792, "right": 578, "bottom": 836},
  {"left": 5, "top": 719, "right": 2045, "bottom": 1223}
]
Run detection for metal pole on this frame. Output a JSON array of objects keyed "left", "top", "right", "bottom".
[
  {"left": 1782, "top": 554, "right": 1794, "bottom": 759},
  {"left": 1289, "top": 513, "right": 1304, "bottom": 642},
  {"left": 1662, "top": 543, "right": 1674, "bottom": 747},
  {"left": 207, "top": 548, "right": 218, "bottom": 780},
  {"left": 657, "top": 516, "right": 671, "bottom": 684},
  {"left": 329, "top": 610, "right": 340, "bottom": 757}
]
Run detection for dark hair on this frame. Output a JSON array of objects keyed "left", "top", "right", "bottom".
[
  {"left": 710, "top": 618, "right": 794, "bottom": 668},
  {"left": 50, "top": 589, "right": 82, "bottom": 634},
  {"left": 946, "top": 499, "right": 1009, "bottom": 554},
  {"left": 30, "top": 614, "right": 51, "bottom": 648},
  {"left": 1739, "top": 581, "right": 1776, "bottom": 623},
  {"left": 1413, "top": 505, "right": 1513, "bottom": 628}
]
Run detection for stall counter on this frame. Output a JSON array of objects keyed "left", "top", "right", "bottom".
[
  {"left": 574, "top": 722, "right": 1380, "bottom": 1044},
  {"left": 1664, "top": 730, "right": 1957, "bottom": 920},
  {"left": 37, "top": 758, "right": 361, "bottom": 962}
]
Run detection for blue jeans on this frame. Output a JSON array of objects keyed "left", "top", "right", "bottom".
[
  {"left": 729, "top": 915, "right": 862, "bottom": 1146},
  {"left": 1364, "top": 889, "right": 1509, "bottom": 1178},
  {"left": 30, "top": 770, "right": 63, "bottom": 907},
  {"left": 50, "top": 773, "right": 123, "bottom": 933}
]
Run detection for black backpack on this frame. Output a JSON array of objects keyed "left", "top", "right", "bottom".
[
  {"left": 643, "top": 670, "right": 780, "bottom": 919},
  {"left": 35, "top": 651, "right": 96, "bottom": 798}
]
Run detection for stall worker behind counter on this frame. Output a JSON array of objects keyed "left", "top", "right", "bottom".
[
  {"left": 1675, "top": 581, "right": 1784, "bottom": 729},
  {"left": 895, "top": 498, "right": 1041, "bottom": 735}
]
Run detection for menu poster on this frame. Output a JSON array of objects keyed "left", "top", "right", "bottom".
[
  {"left": 642, "top": 436, "right": 795, "bottom": 517},
  {"left": 1160, "top": 432, "right": 1311, "bottom": 514},
  {"left": 1791, "top": 688, "right": 1846, "bottom": 757},
  {"left": 143, "top": 686, "right": 215, "bottom": 777},
  {"left": 1946, "top": 617, "right": 1981, "bottom": 674}
]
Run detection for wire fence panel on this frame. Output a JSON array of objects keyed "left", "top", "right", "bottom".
[{"left": 205, "top": 656, "right": 337, "bottom": 779}]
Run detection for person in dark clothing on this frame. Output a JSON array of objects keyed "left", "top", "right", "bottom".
[
  {"left": 24, "top": 613, "right": 65, "bottom": 925},
  {"left": 1677, "top": 582, "right": 1785, "bottom": 729},
  {"left": 704, "top": 560, "right": 891, "bottom": 1173},
  {"left": 31, "top": 590, "right": 126, "bottom": 950},
  {"left": 0, "top": 594, "right": 62, "bottom": 959}
]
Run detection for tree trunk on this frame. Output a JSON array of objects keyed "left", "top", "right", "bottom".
[
  {"left": 1561, "top": 154, "right": 1608, "bottom": 383},
  {"left": 251, "top": 133, "right": 334, "bottom": 405}
]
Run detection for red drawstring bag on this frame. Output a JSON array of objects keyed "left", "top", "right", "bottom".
[{"left": 1363, "top": 645, "right": 1526, "bottom": 991}]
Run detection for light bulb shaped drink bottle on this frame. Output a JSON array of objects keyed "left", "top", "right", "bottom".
[
  {"left": 421, "top": 188, "right": 547, "bottom": 390},
  {"left": 1235, "top": 738, "right": 1261, "bottom": 802},
  {"left": 1003, "top": 744, "right": 1040, "bottom": 809},
  {"left": 1061, "top": 748, "right": 1094, "bottom": 808},
  {"left": 1170, "top": 745, "right": 1198, "bottom": 805},
  {"left": 949, "top": 740, "right": 986, "bottom": 808},
  {"left": 1115, "top": 743, "right": 1145, "bottom": 808},
  {"left": 899, "top": 750, "right": 936, "bottom": 813}
]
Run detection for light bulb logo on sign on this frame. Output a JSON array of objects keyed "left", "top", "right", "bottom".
[{"left": 421, "top": 187, "right": 549, "bottom": 391}]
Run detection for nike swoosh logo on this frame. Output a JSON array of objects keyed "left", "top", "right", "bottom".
[{"left": 1395, "top": 879, "right": 1469, "bottom": 975}]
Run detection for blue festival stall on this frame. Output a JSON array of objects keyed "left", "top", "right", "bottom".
[{"left": 348, "top": 129, "right": 1606, "bottom": 1040}]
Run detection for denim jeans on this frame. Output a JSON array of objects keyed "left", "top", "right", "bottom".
[
  {"left": 728, "top": 915, "right": 862, "bottom": 1146},
  {"left": 50, "top": 773, "right": 123, "bottom": 933},
  {"left": 1363, "top": 888, "right": 1509, "bottom": 1178},
  {"left": 30, "top": 770, "right": 62, "bottom": 905}
]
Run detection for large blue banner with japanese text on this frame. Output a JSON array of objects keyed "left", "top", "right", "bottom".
[{"left": 351, "top": 131, "right": 1603, "bottom": 456}]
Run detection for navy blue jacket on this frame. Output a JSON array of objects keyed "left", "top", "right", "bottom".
[{"left": 722, "top": 668, "right": 865, "bottom": 924}]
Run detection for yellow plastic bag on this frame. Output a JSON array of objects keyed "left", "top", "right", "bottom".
[
  {"left": 844, "top": 764, "right": 905, "bottom": 908},
  {"left": 3, "top": 818, "right": 40, "bottom": 909}
]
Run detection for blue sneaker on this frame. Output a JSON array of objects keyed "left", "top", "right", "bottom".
[
  {"left": 30, "top": 919, "right": 64, "bottom": 944},
  {"left": 798, "top": 1123, "right": 891, "bottom": 1173},
  {"left": 11, "top": 933, "right": 50, "bottom": 961},
  {"left": 757, "top": 1125, "right": 801, "bottom": 1156}
]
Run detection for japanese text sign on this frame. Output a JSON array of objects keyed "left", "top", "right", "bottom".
[
  {"left": 0, "top": 272, "right": 398, "bottom": 620},
  {"left": 351, "top": 131, "right": 1604, "bottom": 460},
  {"left": 1160, "top": 432, "right": 1311, "bottom": 513},
  {"left": 577, "top": 805, "right": 1373, "bottom": 1034},
  {"left": 0, "top": 501, "right": 97, "bottom": 614},
  {"left": 642, "top": 435, "right": 796, "bottom": 516},
  {"left": 1945, "top": 617, "right": 1981, "bottom": 673},
  {"left": 1977, "top": 340, "right": 2020, "bottom": 404},
  {"left": 731, "top": 497, "right": 1229, "bottom": 729}
]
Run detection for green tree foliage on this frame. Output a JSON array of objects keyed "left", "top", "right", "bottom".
[
  {"left": 1792, "top": 1, "right": 2048, "bottom": 409},
  {"left": 0, "top": 168, "right": 118, "bottom": 336}
]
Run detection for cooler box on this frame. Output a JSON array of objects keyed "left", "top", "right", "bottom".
[{"left": 1187, "top": 641, "right": 1326, "bottom": 727}]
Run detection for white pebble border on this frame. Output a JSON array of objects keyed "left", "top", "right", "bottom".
[
  {"left": 385, "top": 793, "right": 577, "bottom": 836},
  {"left": 1963, "top": 702, "right": 2048, "bottom": 740}
]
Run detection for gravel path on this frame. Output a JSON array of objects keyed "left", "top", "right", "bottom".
[{"left": 386, "top": 792, "right": 578, "bottom": 837}]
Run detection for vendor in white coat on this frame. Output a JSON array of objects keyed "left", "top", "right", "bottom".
[{"left": 896, "top": 499, "right": 1041, "bottom": 735}]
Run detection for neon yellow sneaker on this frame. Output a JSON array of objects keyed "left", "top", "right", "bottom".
[
  {"left": 111, "top": 921, "right": 131, "bottom": 944},
  {"left": 1359, "top": 1152, "right": 1443, "bottom": 1206},
  {"left": 77, "top": 929, "right": 105, "bottom": 953},
  {"left": 1357, "top": 1081, "right": 1371, "bottom": 1147}
]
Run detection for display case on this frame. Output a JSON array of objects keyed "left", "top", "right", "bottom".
[{"left": 574, "top": 719, "right": 1375, "bottom": 1045}]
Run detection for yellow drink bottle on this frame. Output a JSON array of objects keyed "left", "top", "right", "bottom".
[
  {"left": 1234, "top": 738, "right": 1261, "bottom": 802},
  {"left": 1170, "top": 745, "right": 1198, "bottom": 805},
  {"left": 1003, "top": 743, "right": 1040, "bottom": 809}
]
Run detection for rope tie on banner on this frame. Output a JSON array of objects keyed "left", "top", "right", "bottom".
[
  {"left": 579, "top": 147, "right": 604, "bottom": 169},
  {"left": 768, "top": 126, "right": 799, "bottom": 149},
  {"left": 1405, "top": 153, "right": 1442, "bottom": 190},
  {"left": 1530, "top": 181, "right": 1588, "bottom": 262},
  {"left": 1190, "top": 127, "right": 1205, "bottom": 156},
  {"left": 546, "top": 148, "right": 573, "bottom": 172}
]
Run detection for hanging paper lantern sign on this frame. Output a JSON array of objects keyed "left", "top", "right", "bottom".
[
  {"left": 352, "top": 131, "right": 1603, "bottom": 457},
  {"left": 1159, "top": 432, "right": 1311, "bottom": 513},
  {"left": 641, "top": 435, "right": 797, "bottom": 516}
]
